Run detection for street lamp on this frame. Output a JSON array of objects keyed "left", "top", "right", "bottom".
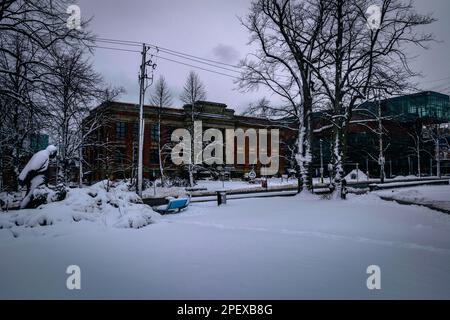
[
  {"left": 320, "top": 139, "right": 324, "bottom": 184},
  {"left": 408, "top": 155, "right": 411, "bottom": 176}
]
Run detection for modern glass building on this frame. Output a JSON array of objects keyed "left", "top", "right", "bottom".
[
  {"left": 362, "top": 91, "right": 450, "bottom": 122},
  {"left": 311, "top": 91, "right": 450, "bottom": 178}
]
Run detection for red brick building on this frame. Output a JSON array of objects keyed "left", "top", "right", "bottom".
[{"left": 83, "top": 101, "right": 293, "bottom": 183}]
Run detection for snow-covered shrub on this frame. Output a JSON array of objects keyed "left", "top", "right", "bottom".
[
  {"left": 0, "top": 180, "right": 161, "bottom": 236},
  {"left": 165, "top": 177, "right": 189, "bottom": 188},
  {"left": 114, "top": 209, "right": 155, "bottom": 229},
  {"left": 27, "top": 184, "right": 67, "bottom": 209},
  {"left": 0, "top": 192, "right": 22, "bottom": 211}
]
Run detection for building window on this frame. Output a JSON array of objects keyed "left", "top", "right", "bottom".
[
  {"left": 149, "top": 149, "right": 159, "bottom": 164},
  {"left": 150, "top": 123, "right": 159, "bottom": 141},
  {"left": 116, "top": 122, "right": 126, "bottom": 139}
]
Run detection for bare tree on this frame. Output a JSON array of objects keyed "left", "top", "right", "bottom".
[
  {"left": 321, "top": 0, "right": 432, "bottom": 195},
  {"left": 0, "top": 0, "right": 93, "bottom": 191},
  {"left": 77, "top": 86, "right": 125, "bottom": 187},
  {"left": 179, "top": 71, "right": 207, "bottom": 186},
  {"left": 422, "top": 123, "right": 450, "bottom": 178},
  {"left": 0, "top": 34, "right": 50, "bottom": 191},
  {"left": 150, "top": 75, "right": 173, "bottom": 187},
  {"left": 0, "top": 0, "right": 93, "bottom": 102},
  {"left": 238, "top": 0, "right": 330, "bottom": 192},
  {"left": 407, "top": 126, "right": 423, "bottom": 178},
  {"left": 41, "top": 46, "right": 102, "bottom": 184},
  {"left": 242, "top": 97, "right": 273, "bottom": 119}
]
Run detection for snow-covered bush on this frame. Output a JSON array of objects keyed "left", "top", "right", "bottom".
[
  {"left": 0, "top": 180, "right": 161, "bottom": 237},
  {"left": 26, "top": 184, "right": 67, "bottom": 209},
  {"left": 165, "top": 177, "right": 189, "bottom": 188},
  {"left": 0, "top": 192, "right": 21, "bottom": 211}
]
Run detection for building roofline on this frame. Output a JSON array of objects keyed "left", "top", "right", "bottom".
[
  {"left": 383, "top": 91, "right": 449, "bottom": 102},
  {"left": 90, "top": 100, "right": 285, "bottom": 126}
]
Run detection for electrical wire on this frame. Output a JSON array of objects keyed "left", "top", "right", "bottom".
[
  {"left": 94, "top": 37, "right": 449, "bottom": 92},
  {"left": 95, "top": 37, "right": 292, "bottom": 79},
  {"left": 92, "top": 45, "right": 140, "bottom": 53},
  {"left": 92, "top": 45, "right": 240, "bottom": 79},
  {"left": 96, "top": 37, "right": 241, "bottom": 69}
]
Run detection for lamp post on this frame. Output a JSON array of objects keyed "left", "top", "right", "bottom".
[
  {"left": 366, "top": 157, "right": 369, "bottom": 180},
  {"left": 408, "top": 155, "right": 411, "bottom": 176},
  {"left": 430, "top": 158, "right": 433, "bottom": 177},
  {"left": 389, "top": 160, "right": 392, "bottom": 179},
  {"left": 356, "top": 163, "right": 359, "bottom": 182},
  {"left": 320, "top": 139, "right": 324, "bottom": 184}
]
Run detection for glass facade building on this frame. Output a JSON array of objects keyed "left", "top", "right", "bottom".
[
  {"left": 311, "top": 91, "right": 450, "bottom": 178},
  {"left": 362, "top": 91, "right": 450, "bottom": 122}
]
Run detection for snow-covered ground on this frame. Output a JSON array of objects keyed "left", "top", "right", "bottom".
[
  {"left": 1, "top": 184, "right": 450, "bottom": 299},
  {"left": 376, "top": 185, "right": 450, "bottom": 212}
]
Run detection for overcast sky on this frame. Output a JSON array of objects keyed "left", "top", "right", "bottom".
[{"left": 78, "top": 0, "right": 450, "bottom": 113}]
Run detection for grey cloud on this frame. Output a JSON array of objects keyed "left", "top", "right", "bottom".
[{"left": 211, "top": 44, "right": 240, "bottom": 64}]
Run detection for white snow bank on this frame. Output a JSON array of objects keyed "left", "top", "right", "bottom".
[
  {"left": 0, "top": 180, "right": 160, "bottom": 236},
  {"left": 344, "top": 169, "right": 368, "bottom": 181},
  {"left": 375, "top": 185, "right": 450, "bottom": 213}
]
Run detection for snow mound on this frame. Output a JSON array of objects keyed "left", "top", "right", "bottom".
[
  {"left": 345, "top": 169, "right": 368, "bottom": 181},
  {"left": 0, "top": 180, "right": 161, "bottom": 235},
  {"left": 114, "top": 209, "right": 155, "bottom": 229}
]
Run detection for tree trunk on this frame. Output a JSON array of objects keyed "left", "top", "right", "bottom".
[
  {"left": 158, "top": 105, "right": 165, "bottom": 187},
  {"left": 295, "top": 120, "right": 312, "bottom": 193},
  {"left": 332, "top": 124, "right": 345, "bottom": 199},
  {"left": 78, "top": 143, "right": 83, "bottom": 188},
  {"left": 435, "top": 139, "right": 441, "bottom": 178},
  {"left": 417, "top": 149, "right": 421, "bottom": 178}
]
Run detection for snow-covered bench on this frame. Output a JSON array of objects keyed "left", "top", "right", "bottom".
[{"left": 152, "top": 197, "right": 190, "bottom": 215}]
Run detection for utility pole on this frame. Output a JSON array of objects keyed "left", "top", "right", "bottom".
[{"left": 137, "top": 44, "right": 157, "bottom": 197}]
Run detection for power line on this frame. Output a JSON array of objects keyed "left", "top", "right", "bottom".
[
  {"left": 96, "top": 37, "right": 241, "bottom": 69},
  {"left": 96, "top": 39, "right": 141, "bottom": 48},
  {"left": 92, "top": 45, "right": 240, "bottom": 79},
  {"left": 96, "top": 36, "right": 450, "bottom": 88},
  {"left": 155, "top": 55, "right": 239, "bottom": 79},
  {"left": 92, "top": 45, "right": 140, "bottom": 53},
  {"left": 95, "top": 36, "right": 293, "bottom": 80},
  {"left": 154, "top": 48, "right": 242, "bottom": 75}
]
